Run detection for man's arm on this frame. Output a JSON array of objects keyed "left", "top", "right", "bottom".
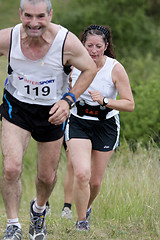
[
  {"left": 0, "top": 28, "right": 12, "bottom": 57},
  {"left": 48, "top": 31, "right": 97, "bottom": 125},
  {"left": 63, "top": 31, "right": 97, "bottom": 99}
]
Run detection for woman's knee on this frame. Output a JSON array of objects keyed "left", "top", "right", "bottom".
[{"left": 75, "top": 168, "right": 91, "bottom": 184}]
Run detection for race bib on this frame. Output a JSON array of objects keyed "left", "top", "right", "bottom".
[{"left": 12, "top": 72, "right": 57, "bottom": 100}]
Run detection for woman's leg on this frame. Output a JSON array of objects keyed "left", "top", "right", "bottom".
[
  {"left": 67, "top": 138, "right": 92, "bottom": 221},
  {"left": 88, "top": 150, "right": 114, "bottom": 208}
]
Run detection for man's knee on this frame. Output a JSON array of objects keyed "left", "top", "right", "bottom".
[
  {"left": 3, "top": 162, "right": 22, "bottom": 182},
  {"left": 37, "top": 171, "right": 57, "bottom": 185},
  {"left": 90, "top": 179, "right": 102, "bottom": 189}
]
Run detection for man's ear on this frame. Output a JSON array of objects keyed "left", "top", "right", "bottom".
[
  {"left": 49, "top": 9, "right": 53, "bottom": 21},
  {"left": 19, "top": 8, "right": 23, "bottom": 21}
]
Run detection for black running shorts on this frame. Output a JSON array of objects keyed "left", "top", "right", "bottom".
[
  {"left": 65, "top": 114, "right": 120, "bottom": 152},
  {"left": 0, "top": 89, "right": 65, "bottom": 142}
]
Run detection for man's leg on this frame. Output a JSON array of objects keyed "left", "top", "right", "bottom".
[
  {"left": 1, "top": 118, "right": 31, "bottom": 219},
  {"left": 1, "top": 118, "right": 31, "bottom": 238},
  {"left": 29, "top": 137, "right": 63, "bottom": 240},
  {"left": 35, "top": 136, "right": 63, "bottom": 206}
]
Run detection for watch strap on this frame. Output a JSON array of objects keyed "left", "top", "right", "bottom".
[
  {"left": 62, "top": 92, "right": 76, "bottom": 103},
  {"left": 62, "top": 97, "right": 75, "bottom": 109}
]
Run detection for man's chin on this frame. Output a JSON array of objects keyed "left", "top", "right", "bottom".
[
  {"left": 26, "top": 31, "right": 42, "bottom": 38},
  {"left": 25, "top": 28, "right": 44, "bottom": 38}
]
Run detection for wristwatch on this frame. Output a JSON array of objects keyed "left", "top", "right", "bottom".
[
  {"left": 103, "top": 97, "right": 109, "bottom": 106},
  {"left": 63, "top": 97, "right": 75, "bottom": 109}
]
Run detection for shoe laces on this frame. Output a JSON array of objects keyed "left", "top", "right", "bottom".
[
  {"left": 30, "top": 214, "right": 45, "bottom": 233},
  {"left": 5, "top": 225, "right": 20, "bottom": 237},
  {"left": 77, "top": 220, "right": 89, "bottom": 229},
  {"left": 64, "top": 207, "right": 71, "bottom": 213}
]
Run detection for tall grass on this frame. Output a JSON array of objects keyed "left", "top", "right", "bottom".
[
  {"left": 94, "top": 142, "right": 160, "bottom": 239},
  {"left": 0, "top": 56, "right": 7, "bottom": 97},
  {"left": 0, "top": 139, "right": 160, "bottom": 239}
]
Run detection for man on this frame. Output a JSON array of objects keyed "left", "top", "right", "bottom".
[{"left": 0, "top": 0, "right": 97, "bottom": 239}]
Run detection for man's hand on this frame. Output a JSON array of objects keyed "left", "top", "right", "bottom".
[{"left": 48, "top": 100, "right": 70, "bottom": 125}]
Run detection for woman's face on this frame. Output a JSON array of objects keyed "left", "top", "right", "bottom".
[{"left": 84, "top": 34, "right": 107, "bottom": 65}]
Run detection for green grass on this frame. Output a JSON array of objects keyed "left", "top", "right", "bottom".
[
  {"left": 0, "top": 1, "right": 21, "bottom": 28},
  {"left": 0, "top": 137, "right": 160, "bottom": 239},
  {"left": 0, "top": 56, "right": 7, "bottom": 93}
]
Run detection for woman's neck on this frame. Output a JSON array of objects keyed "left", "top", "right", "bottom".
[{"left": 96, "top": 56, "right": 107, "bottom": 71}]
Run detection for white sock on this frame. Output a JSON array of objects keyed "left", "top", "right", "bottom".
[
  {"left": 7, "top": 218, "right": 21, "bottom": 229},
  {"left": 33, "top": 200, "right": 46, "bottom": 214}
]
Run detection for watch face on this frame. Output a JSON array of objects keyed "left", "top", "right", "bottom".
[
  {"left": 104, "top": 97, "right": 109, "bottom": 105},
  {"left": 71, "top": 102, "right": 75, "bottom": 109}
]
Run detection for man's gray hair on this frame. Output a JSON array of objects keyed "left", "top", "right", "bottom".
[{"left": 20, "top": 0, "right": 52, "bottom": 14}]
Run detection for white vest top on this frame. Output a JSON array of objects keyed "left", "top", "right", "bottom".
[
  {"left": 5, "top": 24, "right": 69, "bottom": 105},
  {"left": 71, "top": 56, "right": 119, "bottom": 120}
]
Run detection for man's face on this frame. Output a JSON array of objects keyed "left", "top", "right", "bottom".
[{"left": 20, "top": 1, "right": 52, "bottom": 38}]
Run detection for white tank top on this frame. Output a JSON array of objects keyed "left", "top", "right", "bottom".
[
  {"left": 71, "top": 56, "right": 119, "bottom": 120},
  {"left": 5, "top": 24, "right": 69, "bottom": 105}
]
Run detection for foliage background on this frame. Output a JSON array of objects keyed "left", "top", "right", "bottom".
[
  {"left": 0, "top": 0, "right": 160, "bottom": 146},
  {"left": 0, "top": 1, "right": 160, "bottom": 239}
]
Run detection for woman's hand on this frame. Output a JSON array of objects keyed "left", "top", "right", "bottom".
[{"left": 88, "top": 90, "right": 103, "bottom": 105}]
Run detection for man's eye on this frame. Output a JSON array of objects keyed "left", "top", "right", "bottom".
[
  {"left": 25, "top": 13, "right": 31, "bottom": 17},
  {"left": 39, "top": 14, "right": 45, "bottom": 18}
]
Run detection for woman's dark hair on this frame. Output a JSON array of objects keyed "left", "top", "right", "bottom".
[{"left": 80, "top": 24, "right": 116, "bottom": 58}]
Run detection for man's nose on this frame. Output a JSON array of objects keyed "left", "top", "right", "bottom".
[{"left": 30, "top": 17, "right": 38, "bottom": 27}]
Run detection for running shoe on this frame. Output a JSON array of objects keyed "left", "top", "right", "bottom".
[
  {"left": 75, "top": 220, "right": 90, "bottom": 231},
  {"left": 3, "top": 225, "right": 22, "bottom": 240},
  {"left": 29, "top": 200, "right": 47, "bottom": 240},
  {"left": 61, "top": 207, "right": 72, "bottom": 219}
]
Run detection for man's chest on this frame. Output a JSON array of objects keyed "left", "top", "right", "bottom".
[{"left": 21, "top": 41, "right": 51, "bottom": 60}]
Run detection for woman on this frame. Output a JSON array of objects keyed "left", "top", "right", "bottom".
[{"left": 62, "top": 24, "right": 134, "bottom": 230}]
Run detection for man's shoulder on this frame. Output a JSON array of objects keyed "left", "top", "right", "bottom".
[
  {"left": 49, "top": 23, "right": 64, "bottom": 35},
  {"left": 0, "top": 27, "right": 13, "bottom": 57},
  {"left": 0, "top": 27, "right": 13, "bottom": 35},
  {"left": 47, "top": 23, "right": 68, "bottom": 44}
]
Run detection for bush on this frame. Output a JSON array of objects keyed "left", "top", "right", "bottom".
[
  {"left": 120, "top": 54, "right": 160, "bottom": 146},
  {"left": 53, "top": 0, "right": 160, "bottom": 58}
]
